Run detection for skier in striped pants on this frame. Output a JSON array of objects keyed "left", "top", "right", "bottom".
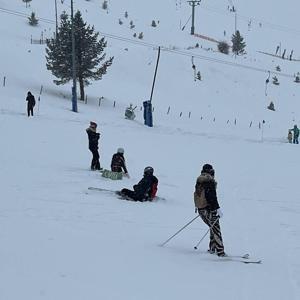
[{"left": 194, "top": 164, "right": 225, "bottom": 257}]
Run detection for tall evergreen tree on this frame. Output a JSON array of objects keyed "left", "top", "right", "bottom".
[
  {"left": 231, "top": 30, "right": 246, "bottom": 55},
  {"left": 46, "top": 11, "right": 113, "bottom": 101}
]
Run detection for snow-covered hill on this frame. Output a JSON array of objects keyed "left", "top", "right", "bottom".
[{"left": 1, "top": 1, "right": 300, "bottom": 299}]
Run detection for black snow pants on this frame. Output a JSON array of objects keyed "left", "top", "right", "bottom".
[
  {"left": 89, "top": 148, "right": 100, "bottom": 170},
  {"left": 27, "top": 104, "right": 34, "bottom": 117},
  {"left": 120, "top": 188, "right": 143, "bottom": 201}
]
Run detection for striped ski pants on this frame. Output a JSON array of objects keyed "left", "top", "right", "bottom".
[{"left": 198, "top": 208, "right": 225, "bottom": 255}]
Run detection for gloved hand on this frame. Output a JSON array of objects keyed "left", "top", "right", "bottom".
[{"left": 216, "top": 208, "right": 223, "bottom": 218}]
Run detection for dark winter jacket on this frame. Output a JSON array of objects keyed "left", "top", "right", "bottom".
[
  {"left": 111, "top": 153, "right": 128, "bottom": 173},
  {"left": 194, "top": 172, "right": 220, "bottom": 211},
  {"left": 86, "top": 127, "right": 100, "bottom": 150},
  {"left": 291, "top": 126, "right": 299, "bottom": 138},
  {"left": 133, "top": 174, "right": 158, "bottom": 200},
  {"left": 26, "top": 93, "right": 36, "bottom": 107}
]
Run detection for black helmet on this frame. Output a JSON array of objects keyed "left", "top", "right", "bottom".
[
  {"left": 144, "top": 166, "right": 154, "bottom": 175},
  {"left": 202, "top": 164, "right": 214, "bottom": 176}
]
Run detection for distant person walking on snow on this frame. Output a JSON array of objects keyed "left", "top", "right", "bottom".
[
  {"left": 194, "top": 164, "right": 225, "bottom": 257},
  {"left": 290, "top": 125, "right": 299, "bottom": 144},
  {"left": 26, "top": 91, "right": 36, "bottom": 117},
  {"left": 86, "top": 121, "right": 101, "bottom": 170},
  {"left": 119, "top": 166, "right": 158, "bottom": 201},
  {"left": 287, "top": 130, "right": 293, "bottom": 143},
  {"left": 111, "top": 148, "right": 129, "bottom": 177}
]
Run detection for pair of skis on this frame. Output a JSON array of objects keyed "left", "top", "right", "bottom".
[
  {"left": 212, "top": 253, "right": 262, "bottom": 264},
  {"left": 87, "top": 187, "right": 166, "bottom": 201}
]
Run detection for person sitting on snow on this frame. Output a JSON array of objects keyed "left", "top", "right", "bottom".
[
  {"left": 111, "top": 147, "right": 129, "bottom": 177},
  {"left": 120, "top": 166, "right": 158, "bottom": 201}
]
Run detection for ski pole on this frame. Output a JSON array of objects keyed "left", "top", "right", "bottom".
[
  {"left": 160, "top": 215, "right": 200, "bottom": 247},
  {"left": 194, "top": 216, "right": 220, "bottom": 250}
]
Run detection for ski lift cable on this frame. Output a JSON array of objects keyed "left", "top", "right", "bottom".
[
  {"left": 0, "top": 6, "right": 296, "bottom": 79},
  {"left": 99, "top": 31, "right": 294, "bottom": 79}
]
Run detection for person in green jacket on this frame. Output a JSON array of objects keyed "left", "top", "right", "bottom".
[{"left": 290, "top": 125, "right": 299, "bottom": 144}]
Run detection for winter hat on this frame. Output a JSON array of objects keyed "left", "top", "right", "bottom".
[
  {"left": 27, "top": 91, "right": 32, "bottom": 96},
  {"left": 90, "top": 121, "right": 97, "bottom": 128},
  {"left": 117, "top": 147, "right": 124, "bottom": 154},
  {"left": 202, "top": 164, "right": 214, "bottom": 176}
]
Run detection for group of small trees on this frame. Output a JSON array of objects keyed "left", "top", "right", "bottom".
[
  {"left": 23, "top": 0, "right": 38, "bottom": 26},
  {"left": 46, "top": 11, "right": 113, "bottom": 101},
  {"left": 218, "top": 30, "right": 246, "bottom": 56},
  {"left": 133, "top": 32, "right": 144, "bottom": 39}
]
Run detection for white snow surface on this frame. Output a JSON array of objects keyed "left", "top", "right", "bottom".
[{"left": 1, "top": 0, "right": 300, "bottom": 299}]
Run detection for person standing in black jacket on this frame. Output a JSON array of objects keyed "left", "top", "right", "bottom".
[
  {"left": 194, "top": 164, "right": 225, "bottom": 256},
  {"left": 86, "top": 121, "right": 101, "bottom": 170},
  {"left": 26, "top": 91, "right": 36, "bottom": 117},
  {"left": 120, "top": 166, "right": 158, "bottom": 201}
]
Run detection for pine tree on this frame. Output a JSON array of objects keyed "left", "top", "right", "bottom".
[
  {"left": 151, "top": 20, "right": 157, "bottom": 27},
  {"left": 28, "top": 12, "right": 38, "bottom": 26},
  {"left": 196, "top": 71, "right": 202, "bottom": 81},
  {"left": 231, "top": 30, "right": 246, "bottom": 55},
  {"left": 46, "top": 11, "right": 113, "bottom": 101}
]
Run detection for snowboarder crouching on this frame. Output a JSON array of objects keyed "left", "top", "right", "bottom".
[
  {"left": 120, "top": 166, "right": 158, "bottom": 201},
  {"left": 194, "top": 164, "right": 225, "bottom": 257},
  {"left": 111, "top": 147, "right": 129, "bottom": 177}
]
